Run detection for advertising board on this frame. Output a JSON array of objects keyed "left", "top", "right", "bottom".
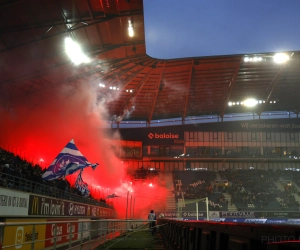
[
  {"left": 44, "top": 219, "right": 78, "bottom": 248},
  {"left": 0, "top": 188, "right": 29, "bottom": 216},
  {"left": 28, "top": 194, "right": 115, "bottom": 218},
  {"left": 3, "top": 219, "right": 46, "bottom": 250}
]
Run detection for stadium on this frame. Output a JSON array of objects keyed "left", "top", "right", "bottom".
[{"left": 1, "top": 0, "right": 300, "bottom": 249}]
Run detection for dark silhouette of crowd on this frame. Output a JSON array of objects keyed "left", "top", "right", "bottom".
[
  {"left": 220, "top": 169, "right": 300, "bottom": 211},
  {"left": 129, "top": 167, "right": 159, "bottom": 180},
  {"left": 0, "top": 147, "right": 109, "bottom": 207},
  {"left": 175, "top": 169, "right": 300, "bottom": 212}
]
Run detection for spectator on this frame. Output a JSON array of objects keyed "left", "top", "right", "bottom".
[{"left": 148, "top": 210, "right": 156, "bottom": 235}]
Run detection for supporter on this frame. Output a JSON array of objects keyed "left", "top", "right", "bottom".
[
  {"left": 148, "top": 210, "right": 156, "bottom": 235},
  {"left": 0, "top": 147, "right": 111, "bottom": 208}
]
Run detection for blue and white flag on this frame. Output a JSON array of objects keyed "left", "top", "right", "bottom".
[
  {"left": 42, "top": 139, "right": 98, "bottom": 180},
  {"left": 75, "top": 169, "right": 90, "bottom": 197}
]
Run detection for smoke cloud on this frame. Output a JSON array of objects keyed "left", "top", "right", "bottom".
[{"left": 0, "top": 78, "right": 168, "bottom": 219}]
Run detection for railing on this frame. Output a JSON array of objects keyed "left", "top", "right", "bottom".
[
  {"left": 0, "top": 172, "right": 112, "bottom": 208},
  {"left": 0, "top": 219, "right": 147, "bottom": 250},
  {"left": 158, "top": 218, "right": 300, "bottom": 250}
]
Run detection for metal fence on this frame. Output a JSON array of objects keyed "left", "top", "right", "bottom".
[
  {"left": 0, "top": 219, "right": 147, "bottom": 250},
  {"left": 0, "top": 172, "right": 112, "bottom": 209}
]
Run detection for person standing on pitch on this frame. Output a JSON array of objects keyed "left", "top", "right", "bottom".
[{"left": 148, "top": 210, "right": 156, "bottom": 235}]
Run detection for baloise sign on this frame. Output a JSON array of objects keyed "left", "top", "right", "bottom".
[
  {"left": 144, "top": 123, "right": 183, "bottom": 144},
  {"left": 148, "top": 132, "right": 179, "bottom": 139}
]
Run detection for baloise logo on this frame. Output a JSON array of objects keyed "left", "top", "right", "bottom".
[{"left": 148, "top": 132, "right": 179, "bottom": 139}]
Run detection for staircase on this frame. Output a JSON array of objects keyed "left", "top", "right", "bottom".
[
  {"left": 164, "top": 172, "right": 177, "bottom": 211},
  {"left": 223, "top": 193, "right": 237, "bottom": 211}
]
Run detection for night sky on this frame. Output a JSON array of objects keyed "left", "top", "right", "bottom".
[{"left": 144, "top": 0, "right": 300, "bottom": 59}]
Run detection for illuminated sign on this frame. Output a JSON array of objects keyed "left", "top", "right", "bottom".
[{"left": 148, "top": 133, "right": 179, "bottom": 139}]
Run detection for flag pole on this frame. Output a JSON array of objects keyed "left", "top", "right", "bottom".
[
  {"left": 126, "top": 191, "right": 129, "bottom": 219},
  {"left": 130, "top": 195, "right": 132, "bottom": 218},
  {"left": 132, "top": 197, "right": 135, "bottom": 218}
]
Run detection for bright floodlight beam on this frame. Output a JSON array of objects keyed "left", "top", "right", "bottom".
[
  {"left": 244, "top": 99, "right": 258, "bottom": 107},
  {"left": 128, "top": 20, "right": 134, "bottom": 37},
  {"left": 65, "top": 37, "right": 90, "bottom": 65},
  {"left": 273, "top": 53, "right": 289, "bottom": 64}
]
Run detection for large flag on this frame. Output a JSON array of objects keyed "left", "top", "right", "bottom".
[
  {"left": 75, "top": 169, "right": 90, "bottom": 197},
  {"left": 42, "top": 139, "right": 98, "bottom": 180}
]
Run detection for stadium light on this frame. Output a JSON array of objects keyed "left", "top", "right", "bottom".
[
  {"left": 273, "top": 53, "right": 289, "bottom": 64},
  {"left": 244, "top": 56, "right": 262, "bottom": 62},
  {"left": 128, "top": 20, "right": 134, "bottom": 37},
  {"left": 64, "top": 37, "right": 90, "bottom": 65},
  {"left": 244, "top": 99, "right": 258, "bottom": 107}
]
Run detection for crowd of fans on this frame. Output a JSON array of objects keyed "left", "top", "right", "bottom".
[
  {"left": 221, "top": 169, "right": 300, "bottom": 211},
  {"left": 173, "top": 171, "right": 230, "bottom": 210},
  {"left": 129, "top": 167, "right": 159, "bottom": 180},
  {"left": 174, "top": 169, "right": 300, "bottom": 211},
  {"left": 0, "top": 147, "right": 108, "bottom": 207},
  {"left": 174, "top": 171, "right": 215, "bottom": 199},
  {"left": 2, "top": 146, "right": 300, "bottom": 212}
]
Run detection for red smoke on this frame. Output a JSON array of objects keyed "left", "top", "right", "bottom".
[{"left": 0, "top": 82, "right": 168, "bottom": 219}]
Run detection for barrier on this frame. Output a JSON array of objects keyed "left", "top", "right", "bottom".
[
  {"left": 0, "top": 173, "right": 112, "bottom": 209},
  {"left": 0, "top": 219, "right": 146, "bottom": 250},
  {"left": 158, "top": 218, "right": 300, "bottom": 250},
  {"left": 0, "top": 187, "right": 115, "bottom": 219}
]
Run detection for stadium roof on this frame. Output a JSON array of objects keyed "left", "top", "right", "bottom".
[{"left": 1, "top": 0, "right": 300, "bottom": 123}]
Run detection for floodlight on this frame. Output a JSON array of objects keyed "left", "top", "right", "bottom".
[
  {"left": 273, "top": 53, "right": 289, "bottom": 64},
  {"left": 64, "top": 37, "right": 90, "bottom": 65},
  {"left": 243, "top": 99, "right": 258, "bottom": 107},
  {"left": 128, "top": 20, "right": 134, "bottom": 37}
]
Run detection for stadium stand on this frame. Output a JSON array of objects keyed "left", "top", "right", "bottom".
[{"left": 0, "top": 147, "right": 110, "bottom": 208}]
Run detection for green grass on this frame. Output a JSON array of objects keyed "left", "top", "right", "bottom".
[{"left": 96, "top": 224, "right": 163, "bottom": 249}]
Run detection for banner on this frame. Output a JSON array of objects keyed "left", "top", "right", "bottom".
[
  {"left": 28, "top": 195, "right": 67, "bottom": 216},
  {"left": 219, "top": 211, "right": 256, "bottom": 218},
  {"left": 45, "top": 219, "right": 78, "bottom": 248},
  {"left": 265, "top": 219, "right": 288, "bottom": 224},
  {"left": 224, "top": 218, "right": 246, "bottom": 223},
  {"left": 244, "top": 218, "right": 267, "bottom": 224},
  {"left": 0, "top": 188, "right": 29, "bottom": 216},
  {"left": 181, "top": 211, "right": 207, "bottom": 218},
  {"left": 28, "top": 194, "right": 114, "bottom": 218},
  {"left": 3, "top": 219, "right": 46, "bottom": 250},
  {"left": 286, "top": 219, "right": 300, "bottom": 225}
]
